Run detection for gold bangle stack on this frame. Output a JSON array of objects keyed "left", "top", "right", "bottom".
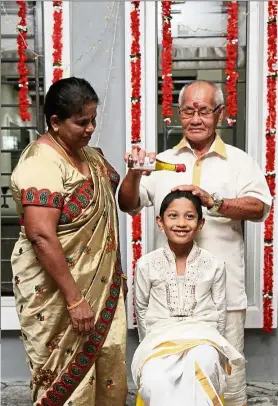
[
  {"left": 67, "top": 296, "right": 85, "bottom": 311},
  {"left": 121, "top": 274, "right": 128, "bottom": 281}
]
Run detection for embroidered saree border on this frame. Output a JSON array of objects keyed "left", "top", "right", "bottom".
[
  {"left": 21, "top": 187, "right": 64, "bottom": 209},
  {"left": 36, "top": 252, "right": 123, "bottom": 406},
  {"left": 59, "top": 179, "right": 94, "bottom": 224},
  {"left": 20, "top": 169, "right": 119, "bottom": 226},
  {"left": 20, "top": 179, "right": 95, "bottom": 226},
  {"left": 18, "top": 147, "right": 120, "bottom": 227}
]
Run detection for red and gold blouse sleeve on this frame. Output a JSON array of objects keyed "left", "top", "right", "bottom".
[{"left": 11, "top": 155, "right": 65, "bottom": 210}]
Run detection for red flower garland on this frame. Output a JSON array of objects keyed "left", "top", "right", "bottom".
[
  {"left": 161, "top": 1, "right": 173, "bottom": 125},
  {"left": 130, "top": 1, "right": 142, "bottom": 326},
  {"left": 52, "top": 1, "right": 63, "bottom": 83},
  {"left": 130, "top": 1, "right": 141, "bottom": 144},
  {"left": 17, "top": 0, "right": 31, "bottom": 121},
  {"left": 263, "top": 1, "right": 277, "bottom": 334},
  {"left": 225, "top": 1, "right": 239, "bottom": 127},
  {"left": 132, "top": 213, "right": 142, "bottom": 325}
]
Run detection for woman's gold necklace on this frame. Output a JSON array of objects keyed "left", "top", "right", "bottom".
[{"left": 47, "top": 132, "right": 79, "bottom": 170}]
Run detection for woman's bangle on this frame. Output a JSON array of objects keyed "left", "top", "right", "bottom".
[
  {"left": 67, "top": 296, "right": 85, "bottom": 311},
  {"left": 121, "top": 274, "right": 128, "bottom": 281}
]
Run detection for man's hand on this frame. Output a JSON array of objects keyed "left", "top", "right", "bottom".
[
  {"left": 171, "top": 184, "right": 214, "bottom": 209},
  {"left": 124, "top": 146, "right": 156, "bottom": 176}
]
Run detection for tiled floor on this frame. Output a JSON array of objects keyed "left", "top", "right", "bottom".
[
  {"left": 247, "top": 382, "right": 278, "bottom": 405},
  {"left": 1, "top": 381, "right": 277, "bottom": 405},
  {"left": 2, "top": 330, "right": 277, "bottom": 405}
]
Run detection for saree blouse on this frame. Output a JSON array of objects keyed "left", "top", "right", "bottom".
[{"left": 11, "top": 142, "right": 120, "bottom": 227}]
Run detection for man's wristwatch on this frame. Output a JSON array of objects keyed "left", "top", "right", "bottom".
[{"left": 209, "top": 193, "right": 224, "bottom": 212}]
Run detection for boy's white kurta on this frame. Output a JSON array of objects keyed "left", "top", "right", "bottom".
[{"left": 132, "top": 243, "right": 244, "bottom": 405}]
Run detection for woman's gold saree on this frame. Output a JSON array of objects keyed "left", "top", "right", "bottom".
[{"left": 11, "top": 144, "right": 127, "bottom": 405}]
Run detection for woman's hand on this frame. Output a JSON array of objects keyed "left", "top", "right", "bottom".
[
  {"left": 124, "top": 146, "right": 156, "bottom": 176},
  {"left": 68, "top": 299, "right": 95, "bottom": 334}
]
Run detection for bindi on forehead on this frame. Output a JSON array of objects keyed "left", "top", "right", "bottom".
[
  {"left": 183, "top": 84, "right": 215, "bottom": 106},
  {"left": 193, "top": 102, "right": 199, "bottom": 109}
]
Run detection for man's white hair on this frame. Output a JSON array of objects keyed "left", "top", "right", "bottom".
[{"left": 178, "top": 80, "right": 224, "bottom": 107}]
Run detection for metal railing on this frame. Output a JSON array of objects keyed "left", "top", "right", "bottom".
[{"left": 1, "top": 1, "right": 44, "bottom": 295}]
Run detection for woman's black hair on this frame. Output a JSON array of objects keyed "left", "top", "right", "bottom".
[
  {"left": 44, "top": 77, "right": 99, "bottom": 127},
  {"left": 159, "top": 190, "right": 203, "bottom": 221}
]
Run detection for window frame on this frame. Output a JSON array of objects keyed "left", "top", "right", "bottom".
[{"left": 1, "top": 1, "right": 71, "bottom": 331}]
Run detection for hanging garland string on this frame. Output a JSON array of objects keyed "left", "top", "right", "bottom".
[
  {"left": 130, "top": 1, "right": 141, "bottom": 144},
  {"left": 161, "top": 1, "right": 173, "bottom": 125},
  {"left": 17, "top": 0, "right": 31, "bottom": 121},
  {"left": 52, "top": 1, "right": 63, "bottom": 83},
  {"left": 225, "top": 1, "right": 239, "bottom": 127},
  {"left": 130, "top": 0, "right": 142, "bottom": 326},
  {"left": 263, "top": 0, "right": 277, "bottom": 334}
]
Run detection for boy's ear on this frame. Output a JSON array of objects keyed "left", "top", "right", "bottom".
[
  {"left": 156, "top": 215, "right": 164, "bottom": 231},
  {"left": 198, "top": 218, "right": 205, "bottom": 231}
]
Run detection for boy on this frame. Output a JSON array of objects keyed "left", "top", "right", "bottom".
[{"left": 132, "top": 191, "right": 244, "bottom": 406}]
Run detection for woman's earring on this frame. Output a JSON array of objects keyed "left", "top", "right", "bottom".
[{"left": 54, "top": 127, "right": 59, "bottom": 132}]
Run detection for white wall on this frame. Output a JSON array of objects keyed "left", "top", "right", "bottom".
[{"left": 70, "top": 1, "right": 127, "bottom": 273}]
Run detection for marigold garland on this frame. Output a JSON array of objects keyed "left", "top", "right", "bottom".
[
  {"left": 263, "top": 1, "right": 277, "bottom": 334},
  {"left": 225, "top": 1, "right": 239, "bottom": 127},
  {"left": 52, "top": 1, "right": 63, "bottom": 83},
  {"left": 161, "top": 1, "right": 173, "bottom": 125},
  {"left": 17, "top": 0, "right": 31, "bottom": 121},
  {"left": 130, "top": 1, "right": 142, "bottom": 326}
]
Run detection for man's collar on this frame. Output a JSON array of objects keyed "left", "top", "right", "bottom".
[{"left": 173, "top": 134, "right": 227, "bottom": 158}]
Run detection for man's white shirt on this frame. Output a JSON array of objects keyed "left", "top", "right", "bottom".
[{"left": 136, "top": 135, "right": 272, "bottom": 310}]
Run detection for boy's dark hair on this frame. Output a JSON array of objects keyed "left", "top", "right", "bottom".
[
  {"left": 44, "top": 77, "right": 99, "bottom": 128},
  {"left": 159, "top": 190, "right": 203, "bottom": 221}
]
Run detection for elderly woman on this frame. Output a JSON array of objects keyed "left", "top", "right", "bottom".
[{"left": 11, "top": 77, "right": 127, "bottom": 406}]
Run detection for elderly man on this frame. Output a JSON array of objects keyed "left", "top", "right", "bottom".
[{"left": 118, "top": 80, "right": 272, "bottom": 406}]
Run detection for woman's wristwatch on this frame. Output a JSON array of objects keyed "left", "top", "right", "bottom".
[{"left": 209, "top": 193, "right": 224, "bottom": 212}]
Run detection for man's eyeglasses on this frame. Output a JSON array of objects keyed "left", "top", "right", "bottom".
[{"left": 178, "top": 105, "right": 222, "bottom": 119}]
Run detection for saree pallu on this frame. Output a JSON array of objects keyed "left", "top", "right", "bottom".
[{"left": 11, "top": 144, "right": 127, "bottom": 406}]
